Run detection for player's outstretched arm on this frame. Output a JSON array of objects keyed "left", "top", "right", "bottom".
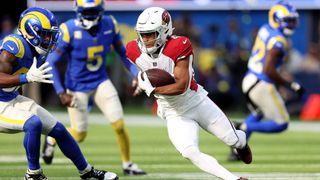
[
  {"left": 114, "top": 40, "right": 138, "bottom": 77},
  {"left": 0, "top": 50, "right": 28, "bottom": 87},
  {"left": 264, "top": 48, "right": 304, "bottom": 96},
  {"left": 46, "top": 48, "right": 66, "bottom": 94}
]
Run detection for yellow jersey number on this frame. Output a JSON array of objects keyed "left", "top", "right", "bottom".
[
  {"left": 248, "top": 37, "right": 265, "bottom": 73},
  {"left": 87, "top": 45, "right": 104, "bottom": 71}
]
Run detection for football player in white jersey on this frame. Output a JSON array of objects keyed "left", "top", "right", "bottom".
[
  {"left": 126, "top": 7, "right": 251, "bottom": 180},
  {"left": 0, "top": 7, "right": 117, "bottom": 180},
  {"left": 228, "top": 1, "right": 304, "bottom": 161}
]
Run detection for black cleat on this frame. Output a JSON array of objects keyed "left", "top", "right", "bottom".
[
  {"left": 238, "top": 177, "right": 249, "bottom": 180},
  {"left": 236, "top": 144, "right": 252, "bottom": 164},
  {"left": 42, "top": 136, "right": 55, "bottom": 165},
  {"left": 24, "top": 169, "right": 48, "bottom": 180},
  {"left": 80, "top": 167, "right": 118, "bottom": 180},
  {"left": 123, "top": 163, "right": 147, "bottom": 175}
]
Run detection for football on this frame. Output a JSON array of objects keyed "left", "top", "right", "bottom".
[{"left": 144, "top": 68, "right": 175, "bottom": 87}]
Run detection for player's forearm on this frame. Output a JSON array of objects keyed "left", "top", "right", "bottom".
[
  {"left": 0, "top": 73, "right": 23, "bottom": 88},
  {"left": 47, "top": 50, "right": 65, "bottom": 94},
  {"left": 154, "top": 81, "right": 188, "bottom": 95},
  {"left": 264, "top": 66, "right": 288, "bottom": 86},
  {"left": 117, "top": 45, "right": 139, "bottom": 77}
]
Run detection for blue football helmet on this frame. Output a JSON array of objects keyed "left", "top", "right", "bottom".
[
  {"left": 268, "top": 1, "right": 299, "bottom": 36},
  {"left": 75, "top": 0, "right": 104, "bottom": 29},
  {"left": 18, "top": 7, "right": 59, "bottom": 55}
]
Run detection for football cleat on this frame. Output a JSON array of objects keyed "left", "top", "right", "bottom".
[
  {"left": 24, "top": 169, "right": 48, "bottom": 180},
  {"left": 123, "top": 163, "right": 147, "bottom": 175},
  {"left": 42, "top": 136, "right": 55, "bottom": 165},
  {"left": 80, "top": 167, "right": 118, "bottom": 180},
  {"left": 236, "top": 144, "right": 252, "bottom": 164},
  {"left": 238, "top": 177, "right": 249, "bottom": 180}
]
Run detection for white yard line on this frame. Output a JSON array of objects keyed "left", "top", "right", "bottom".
[
  {"left": 1, "top": 173, "right": 320, "bottom": 180},
  {"left": 51, "top": 112, "right": 320, "bottom": 132}
]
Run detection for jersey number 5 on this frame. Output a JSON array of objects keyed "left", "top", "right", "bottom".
[{"left": 87, "top": 45, "right": 104, "bottom": 71}]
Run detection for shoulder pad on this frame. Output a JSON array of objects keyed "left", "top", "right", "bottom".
[
  {"left": 267, "top": 35, "right": 288, "bottom": 50},
  {"left": 163, "top": 36, "right": 193, "bottom": 62},
  {"left": 126, "top": 40, "right": 141, "bottom": 63}
]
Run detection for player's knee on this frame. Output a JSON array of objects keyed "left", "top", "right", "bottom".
[
  {"left": 49, "top": 122, "right": 68, "bottom": 139},
  {"left": 23, "top": 115, "right": 42, "bottom": 132},
  {"left": 231, "top": 130, "right": 247, "bottom": 149},
  {"left": 111, "top": 119, "right": 125, "bottom": 134},
  {"left": 181, "top": 146, "right": 201, "bottom": 161},
  {"left": 220, "top": 129, "right": 246, "bottom": 148},
  {"left": 68, "top": 128, "right": 87, "bottom": 142}
]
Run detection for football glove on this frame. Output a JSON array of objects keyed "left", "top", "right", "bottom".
[
  {"left": 137, "top": 71, "right": 155, "bottom": 97},
  {"left": 288, "top": 81, "right": 304, "bottom": 97},
  {"left": 132, "top": 77, "right": 143, "bottom": 96},
  {"left": 26, "top": 57, "right": 53, "bottom": 83}
]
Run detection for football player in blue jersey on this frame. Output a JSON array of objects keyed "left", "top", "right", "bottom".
[
  {"left": 42, "top": 0, "right": 146, "bottom": 175},
  {"left": 0, "top": 7, "right": 118, "bottom": 180},
  {"left": 228, "top": 1, "right": 304, "bottom": 161}
]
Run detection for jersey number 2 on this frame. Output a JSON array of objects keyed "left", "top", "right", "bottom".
[{"left": 248, "top": 37, "right": 265, "bottom": 73}]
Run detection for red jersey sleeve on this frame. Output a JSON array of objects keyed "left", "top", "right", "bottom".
[
  {"left": 163, "top": 36, "right": 193, "bottom": 63},
  {"left": 126, "top": 40, "right": 141, "bottom": 64}
]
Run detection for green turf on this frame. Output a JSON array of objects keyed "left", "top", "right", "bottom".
[{"left": 0, "top": 124, "right": 319, "bottom": 179}]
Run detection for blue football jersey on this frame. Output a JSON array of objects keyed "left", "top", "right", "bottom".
[
  {"left": 49, "top": 16, "right": 122, "bottom": 92},
  {"left": 0, "top": 34, "right": 44, "bottom": 101},
  {"left": 247, "top": 24, "right": 289, "bottom": 83}
]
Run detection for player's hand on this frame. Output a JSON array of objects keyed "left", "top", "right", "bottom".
[
  {"left": 132, "top": 77, "right": 143, "bottom": 96},
  {"left": 137, "top": 71, "right": 155, "bottom": 97},
  {"left": 288, "top": 82, "right": 305, "bottom": 97},
  {"left": 26, "top": 57, "right": 53, "bottom": 83},
  {"left": 59, "top": 92, "right": 78, "bottom": 108}
]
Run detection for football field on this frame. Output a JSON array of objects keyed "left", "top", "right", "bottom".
[{"left": 0, "top": 113, "right": 319, "bottom": 180}]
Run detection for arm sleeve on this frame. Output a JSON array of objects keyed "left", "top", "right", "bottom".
[
  {"left": 46, "top": 49, "right": 65, "bottom": 94},
  {"left": 46, "top": 23, "right": 71, "bottom": 94},
  {"left": 115, "top": 42, "right": 138, "bottom": 77}
]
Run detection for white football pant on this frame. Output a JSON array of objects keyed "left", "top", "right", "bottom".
[
  {"left": 242, "top": 73, "right": 289, "bottom": 123},
  {"left": 67, "top": 80, "right": 124, "bottom": 132},
  {"left": 0, "top": 95, "right": 57, "bottom": 134},
  {"left": 164, "top": 97, "right": 246, "bottom": 180}
]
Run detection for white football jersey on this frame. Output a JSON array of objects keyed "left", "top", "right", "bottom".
[{"left": 126, "top": 36, "right": 208, "bottom": 115}]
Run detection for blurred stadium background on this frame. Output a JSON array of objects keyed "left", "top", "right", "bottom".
[{"left": 1, "top": 0, "right": 320, "bottom": 179}]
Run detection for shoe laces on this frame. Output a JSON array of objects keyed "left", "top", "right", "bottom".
[{"left": 92, "top": 169, "right": 106, "bottom": 177}]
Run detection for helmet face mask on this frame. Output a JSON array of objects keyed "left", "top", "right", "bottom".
[
  {"left": 18, "top": 7, "right": 59, "bottom": 55},
  {"left": 136, "top": 7, "right": 173, "bottom": 54},
  {"left": 269, "top": 1, "right": 299, "bottom": 36},
  {"left": 76, "top": 0, "right": 104, "bottom": 29}
]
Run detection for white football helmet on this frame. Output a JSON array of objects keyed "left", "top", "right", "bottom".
[{"left": 136, "top": 7, "right": 173, "bottom": 54}]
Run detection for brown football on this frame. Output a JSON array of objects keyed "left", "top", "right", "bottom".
[{"left": 144, "top": 68, "right": 175, "bottom": 87}]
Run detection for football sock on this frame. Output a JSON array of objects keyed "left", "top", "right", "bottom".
[
  {"left": 23, "top": 115, "right": 42, "bottom": 170},
  {"left": 246, "top": 120, "right": 288, "bottom": 135},
  {"left": 111, "top": 119, "right": 130, "bottom": 162},
  {"left": 183, "top": 146, "right": 238, "bottom": 180},
  {"left": 244, "top": 113, "right": 263, "bottom": 140},
  {"left": 48, "top": 122, "right": 88, "bottom": 171}
]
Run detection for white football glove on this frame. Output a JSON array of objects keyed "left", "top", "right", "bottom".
[
  {"left": 26, "top": 57, "right": 53, "bottom": 84},
  {"left": 137, "top": 71, "right": 155, "bottom": 97}
]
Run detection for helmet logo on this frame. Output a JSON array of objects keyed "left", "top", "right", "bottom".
[{"left": 162, "top": 10, "right": 170, "bottom": 25}]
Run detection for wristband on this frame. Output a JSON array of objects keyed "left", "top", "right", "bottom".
[{"left": 19, "top": 74, "right": 28, "bottom": 84}]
